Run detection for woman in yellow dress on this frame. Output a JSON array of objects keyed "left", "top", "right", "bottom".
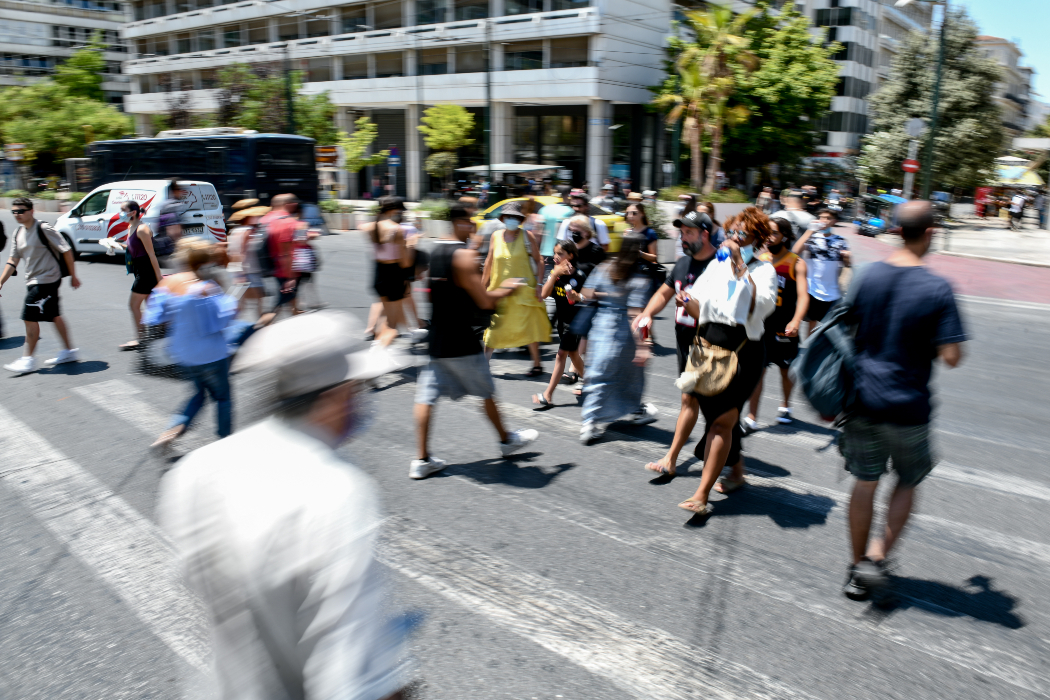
[{"left": 482, "top": 201, "right": 551, "bottom": 376}]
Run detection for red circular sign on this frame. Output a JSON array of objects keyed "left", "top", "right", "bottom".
[{"left": 902, "top": 159, "right": 920, "bottom": 173}]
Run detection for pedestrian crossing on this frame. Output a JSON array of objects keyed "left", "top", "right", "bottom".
[{"left": 3, "top": 375, "right": 1049, "bottom": 698}]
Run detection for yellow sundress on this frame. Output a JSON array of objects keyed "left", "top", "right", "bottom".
[{"left": 483, "top": 229, "right": 552, "bottom": 349}]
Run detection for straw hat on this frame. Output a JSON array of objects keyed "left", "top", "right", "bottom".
[
  {"left": 232, "top": 198, "right": 260, "bottom": 210},
  {"left": 229, "top": 205, "right": 271, "bottom": 222}
]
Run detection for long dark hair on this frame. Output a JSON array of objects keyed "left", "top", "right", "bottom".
[
  {"left": 555, "top": 239, "right": 578, "bottom": 262},
  {"left": 608, "top": 234, "right": 644, "bottom": 284},
  {"left": 680, "top": 194, "right": 697, "bottom": 217},
  {"left": 625, "top": 202, "right": 650, "bottom": 229},
  {"left": 700, "top": 201, "right": 720, "bottom": 228}
]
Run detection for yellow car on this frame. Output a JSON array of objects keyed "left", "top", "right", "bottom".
[{"left": 472, "top": 196, "right": 628, "bottom": 252}]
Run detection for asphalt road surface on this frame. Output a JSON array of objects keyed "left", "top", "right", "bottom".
[{"left": 1, "top": 212, "right": 1049, "bottom": 700}]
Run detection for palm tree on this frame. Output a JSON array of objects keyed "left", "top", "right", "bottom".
[
  {"left": 653, "top": 61, "right": 709, "bottom": 192},
  {"left": 678, "top": 4, "right": 757, "bottom": 194}
]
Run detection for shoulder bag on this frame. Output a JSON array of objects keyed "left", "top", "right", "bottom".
[{"left": 676, "top": 335, "right": 747, "bottom": 396}]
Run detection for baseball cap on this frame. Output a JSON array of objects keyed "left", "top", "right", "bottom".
[
  {"left": 602, "top": 184, "right": 614, "bottom": 191},
  {"left": 673, "top": 210, "right": 714, "bottom": 233},
  {"left": 232, "top": 311, "right": 397, "bottom": 400}
]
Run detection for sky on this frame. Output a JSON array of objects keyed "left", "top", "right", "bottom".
[{"left": 953, "top": 0, "right": 1048, "bottom": 97}]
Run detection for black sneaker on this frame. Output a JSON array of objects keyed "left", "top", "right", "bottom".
[
  {"left": 858, "top": 558, "right": 899, "bottom": 609},
  {"left": 843, "top": 564, "right": 870, "bottom": 601}
]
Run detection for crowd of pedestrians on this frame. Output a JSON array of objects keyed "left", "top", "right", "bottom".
[{"left": 0, "top": 182, "right": 968, "bottom": 697}]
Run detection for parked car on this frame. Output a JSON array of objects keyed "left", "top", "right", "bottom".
[{"left": 55, "top": 179, "right": 226, "bottom": 258}]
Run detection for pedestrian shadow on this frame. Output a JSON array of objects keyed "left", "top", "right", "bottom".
[
  {"left": 648, "top": 343, "right": 677, "bottom": 358},
  {"left": 648, "top": 456, "right": 792, "bottom": 486},
  {"left": 38, "top": 360, "right": 109, "bottom": 375},
  {"left": 873, "top": 575, "right": 1025, "bottom": 629},
  {"left": 684, "top": 484, "right": 835, "bottom": 529},
  {"left": 608, "top": 422, "right": 677, "bottom": 444},
  {"left": 743, "top": 457, "right": 792, "bottom": 478},
  {"left": 371, "top": 367, "right": 417, "bottom": 393},
  {"left": 0, "top": 336, "right": 25, "bottom": 350},
  {"left": 449, "top": 453, "right": 575, "bottom": 489},
  {"left": 763, "top": 421, "right": 840, "bottom": 451}
]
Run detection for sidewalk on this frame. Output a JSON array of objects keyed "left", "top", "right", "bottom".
[{"left": 875, "top": 212, "right": 1050, "bottom": 268}]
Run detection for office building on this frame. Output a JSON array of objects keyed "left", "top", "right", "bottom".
[
  {"left": 976, "top": 35, "right": 1033, "bottom": 140},
  {"left": 1, "top": 0, "right": 132, "bottom": 107},
  {"left": 119, "top": 0, "right": 670, "bottom": 198}
]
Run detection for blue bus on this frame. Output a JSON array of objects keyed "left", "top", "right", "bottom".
[{"left": 87, "top": 130, "right": 319, "bottom": 215}]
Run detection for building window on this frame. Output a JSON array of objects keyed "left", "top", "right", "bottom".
[
  {"left": 831, "top": 42, "right": 874, "bottom": 67},
  {"left": 196, "top": 28, "right": 215, "bottom": 51},
  {"left": 456, "top": 45, "right": 486, "bottom": 73},
  {"left": 306, "top": 57, "right": 331, "bottom": 82},
  {"left": 201, "top": 68, "right": 218, "bottom": 88},
  {"left": 374, "top": 0, "right": 402, "bottom": 30},
  {"left": 341, "top": 10, "right": 367, "bottom": 33},
  {"left": 819, "top": 111, "right": 869, "bottom": 134},
  {"left": 305, "top": 14, "right": 329, "bottom": 38},
  {"left": 223, "top": 25, "right": 243, "bottom": 48},
  {"left": 248, "top": 20, "right": 269, "bottom": 45},
  {"left": 277, "top": 17, "right": 299, "bottom": 41},
  {"left": 550, "top": 37, "right": 587, "bottom": 68},
  {"left": 147, "top": 0, "right": 165, "bottom": 18},
  {"left": 835, "top": 76, "right": 871, "bottom": 99},
  {"left": 342, "top": 54, "right": 368, "bottom": 79},
  {"left": 374, "top": 51, "right": 404, "bottom": 77},
  {"left": 176, "top": 0, "right": 193, "bottom": 13},
  {"left": 454, "top": 0, "right": 488, "bottom": 20},
  {"left": 417, "top": 0, "right": 446, "bottom": 25},
  {"left": 551, "top": 0, "right": 588, "bottom": 9},
  {"left": 176, "top": 33, "right": 192, "bottom": 53},
  {"left": 133, "top": 1, "right": 145, "bottom": 20},
  {"left": 418, "top": 47, "right": 448, "bottom": 75},
  {"left": 816, "top": 6, "right": 876, "bottom": 31},
  {"left": 503, "top": 40, "right": 542, "bottom": 70},
  {"left": 505, "top": 0, "right": 542, "bottom": 14}
]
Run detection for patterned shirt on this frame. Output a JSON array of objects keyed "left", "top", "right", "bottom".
[{"left": 804, "top": 231, "right": 849, "bottom": 302}]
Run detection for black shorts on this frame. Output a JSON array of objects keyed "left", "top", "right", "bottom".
[
  {"left": 764, "top": 332, "right": 800, "bottom": 369},
  {"left": 273, "top": 277, "right": 299, "bottom": 309},
  {"left": 130, "top": 255, "right": 159, "bottom": 295},
  {"left": 23, "top": 282, "right": 61, "bottom": 322},
  {"left": 675, "top": 323, "right": 699, "bottom": 375},
  {"left": 805, "top": 296, "right": 835, "bottom": 323},
  {"left": 374, "top": 262, "right": 406, "bottom": 301},
  {"left": 558, "top": 330, "right": 582, "bottom": 353}
]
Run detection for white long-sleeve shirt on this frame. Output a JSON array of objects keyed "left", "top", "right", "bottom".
[
  {"left": 158, "top": 418, "right": 405, "bottom": 700},
  {"left": 686, "top": 256, "right": 778, "bottom": 341}
]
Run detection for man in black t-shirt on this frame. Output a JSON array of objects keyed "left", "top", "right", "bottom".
[
  {"left": 842, "top": 201, "right": 966, "bottom": 605},
  {"left": 632, "top": 210, "right": 717, "bottom": 476}
]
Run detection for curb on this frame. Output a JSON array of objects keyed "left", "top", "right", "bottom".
[{"left": 932, "top": 250, "right": 1050, "bottom": 269}]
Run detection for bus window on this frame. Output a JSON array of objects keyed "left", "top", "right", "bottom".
[
  {"left": 257, "top": 142, "right": 313, "bottom": 170},
  {"left": 227, "top": 145, "right": 247, "bottom": 174},
  {"left": 206, "top": 146, "right": 225, "bottom": 174}
]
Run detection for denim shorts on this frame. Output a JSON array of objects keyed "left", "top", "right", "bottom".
[
  {"left": 841, "top": 416, "right": 934, "bottom": 487},
  {"left": 415, "top": 353, "right": 496, "bottom": 405}
]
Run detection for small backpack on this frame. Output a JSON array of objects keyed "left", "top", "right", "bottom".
[{"left": 252, "top": 215, "right": 284, "bottom": 278}]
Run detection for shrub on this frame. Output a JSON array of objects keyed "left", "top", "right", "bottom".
[
  {"left": 320, "top": 199, "right": 348, "bottom": 213},
  {"left": 658, "top": 186, "right": 696, "bottom": 201},
  {"left": 705, "top": 189, "right": 749, "bottom": 204},
  {"left": 36, "top": 191, "right": 56, "bottom": 200},
  {"left": 69, "top": 191, "right": 87, "bottom": 202},
  {"left": 4, "top": 189, "right": 31, "bottom": 198}
]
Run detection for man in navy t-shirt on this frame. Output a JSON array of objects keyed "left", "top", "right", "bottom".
[{"left": 842, "top": 200, "right": 966, "bottom": 605}]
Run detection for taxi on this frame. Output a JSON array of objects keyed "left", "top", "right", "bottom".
[{"left": 472, "top": 196, "right": 627, "bottom": 252}]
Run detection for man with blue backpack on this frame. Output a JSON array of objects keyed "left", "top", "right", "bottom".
[{"left": 835, "top": 201, "right": 967, "bottom": 605}]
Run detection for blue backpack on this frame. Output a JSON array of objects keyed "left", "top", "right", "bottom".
[{"left": 790, "top": 275, "right": 863, "bottom": 421}]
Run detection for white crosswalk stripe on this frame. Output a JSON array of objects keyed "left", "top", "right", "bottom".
[{"left": 0, "top": 403, "right": 211, "bottom": 674}]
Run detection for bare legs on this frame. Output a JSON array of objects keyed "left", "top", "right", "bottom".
[
  {"left": 415, "top": 397, "right": 509, "bottom": 460},
  {"left": 22, "top": 318, "right": 72, "bottom": 358},
  {"left": 685, "top": 408, "right": 742, "bottom": 508},
  {"left": 528, "top": 342, "right": 541, "bottom": 370},
  {"left": 849, "top": 479, "right": 916, "bottom": 565},
  {"left": 535, "top": 349, "right": 584, "bottom": 403},
  {"left": 646, "top": 393, "right": 699, "bottom": 475},
  {"left": 747, "top": 366, "right": 794, "bottom": 423},
  {"left": 376, "top": 298, "right": 407, "bottom": 347}
]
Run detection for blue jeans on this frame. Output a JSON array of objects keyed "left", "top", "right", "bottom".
[{"left": 170, "top": 358, "right": 232, "bottom": 437}]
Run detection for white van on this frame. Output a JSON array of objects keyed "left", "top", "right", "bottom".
[{"left": 56, "top": 179, "right": 227, "bottom": 257}]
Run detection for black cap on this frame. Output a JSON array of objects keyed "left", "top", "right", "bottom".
[{"left": 673, "top": 210, "right": 714, "bottom": 233}]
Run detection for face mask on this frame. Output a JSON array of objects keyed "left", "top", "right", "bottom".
[
  {"left": 504, "top": 217, "right": 521, "bottom": 231},
  {"left": 767, "top": 242, "right": 784, "bottom": 255},
  {"left": 740, "top": 244, "right": 754, "bottom": 264},
  {"left": 570, "top": 230, "right": 583, "bottom": 243},
  {"left": 119, "top": 211, "right": 131, "bottom": 222}
]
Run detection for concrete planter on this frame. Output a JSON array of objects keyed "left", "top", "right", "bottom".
[
  {"left": 354, "top": 212, "right": 375, "bottom": 230},
  {"left": 322, "top": 212, "right": 353, "bottom": 231},
  {"left": 422, "top": 219, "right": 451, "bottom": 238},
  {"left": 657, "top": 238, "right": 678, "bottom": 264},
  {"left": 34, "top": 199, "right": 59, "bottom": 212},
  {"left": 0, "top": 198, "right": 9, "bottom": 209}
]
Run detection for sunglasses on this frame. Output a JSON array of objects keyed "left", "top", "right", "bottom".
[
  {"left": 11, "top": 209, "right": 29, "bottom": 215},
  {"left": 726, "top": 229, "right": 752, "bottom": 241}
]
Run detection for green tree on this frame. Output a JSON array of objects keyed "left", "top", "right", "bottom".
[
  {"left": 652, "top": 60, "right": 710, "bottom": 192},
  {"left": 0, "top": 81, "right": 131, "bottom": 165},
  {"left": 53, "top": 33, "right": 107, "bottom": 101},
  {"left": 296, "top": 92, "right": 338, "bottom": 144},
  {"left": 858, "top": 7, "right": 1001, "bottom": 191},
  {"left": 418, "top": 104, "right": 475, "bottom": 190},
  {"left": 338, "top": 116, "right": 390, "bottom": 175},
  {"left": 213, "top": 63, "right": 336, "bottom": 141},
  {"left": 723, "top": 1, "right": 841, "bottom": 174}
]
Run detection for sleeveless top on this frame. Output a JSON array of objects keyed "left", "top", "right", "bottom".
[
  {"left": 428, "top": 240, "right": 482, "bottom": 359},
  {"left": 127, "top": 224, "right": 147, "bottom": 258},
  {"left": 762, "top": 250, "right": 800, "bottom": 334},
  {"left": 374, "top": 224, "right": 402, "bottom": 262}
]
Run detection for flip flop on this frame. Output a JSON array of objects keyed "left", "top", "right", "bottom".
[
  {"left": 678, "top": 499, "right": 713, "bottom": 516},
  {"left": 532, "top": 393, "right": 553, "bottom": 411},
  {"left": 715, "top": 477, "right": 747, "bottom": 494},
  {"left": 644, "top": 462, "right": 675, "bottom": 477},
  {"left": 561, "top": 371, "right": 579, "bottom": 385}
]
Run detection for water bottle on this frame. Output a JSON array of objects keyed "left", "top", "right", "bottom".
[{"left": 716, "top": 247, "right": 730, "bottom": 262}]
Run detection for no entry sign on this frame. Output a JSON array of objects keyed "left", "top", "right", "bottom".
[{"left": 902, "top": 159, "right": 920, "bottom": 173}]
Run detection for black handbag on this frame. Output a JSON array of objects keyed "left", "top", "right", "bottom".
[{"left": 568, "top": 302, "right": 599, "bottom": 337}]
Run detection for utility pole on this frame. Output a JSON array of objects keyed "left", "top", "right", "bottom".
[
  {"left": 283, "top": 42, "right": 296, "bottom": 135},
  {"left": 897, "top": 0, "right": 947, "bottom": 200},
  {"left": 484, "top": 18, "right": 492, "bottom": 187}
]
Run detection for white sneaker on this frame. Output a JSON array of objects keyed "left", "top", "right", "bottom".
[
  {"left": 623, "top": 403, "right": 658, "bottom": 426},
  {"left": 409, "top": 456, "right": 447, "bottom": 480},
  {"left": 408, "top": 327, "right": 430, "bottom": 343},
  {"left": 3, "top": 356, "right": 37, "bottom": 374},
  {"left": 45, "top": 348, "right": 79, "bottom": 366},
  {"left": 501, "top": 429, "right": 539, "bottom": 456},
  {"left": 580, "top": 422, "right": 606, "bottom": 445},
  {"left": 742, "top": 416, "right": 760, "bottom": 434},
  {"left": 776, "top": 407, "right": 793, "bottom": 424}
]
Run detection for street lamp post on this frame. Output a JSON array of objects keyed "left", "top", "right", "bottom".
[
  {"left": 484, "top": 18, "right": 492, "bottom": 187},
  {"left": 896, "top": 0, "right": 948, "bottom": 200}
]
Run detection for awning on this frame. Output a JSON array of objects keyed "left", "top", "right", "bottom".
[
  {"left": 455, "top": 163, "right": 559, "bottom": 174},
  {"left": 997, "top": 165, "right": 1044, "bottom": 186}
]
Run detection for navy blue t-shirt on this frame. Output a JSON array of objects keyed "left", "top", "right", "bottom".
[{"left": 849, "top": 262, "right": 966, "bottom": 425}]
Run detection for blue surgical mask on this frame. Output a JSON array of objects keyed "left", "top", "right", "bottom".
[
  {"left": 504, "top": 217, "right": 521, "bottom": 231},
  {"left": 118, "top": 210, "right": 130, "bottom": 222},
  {"left": 740, "top": 245, "right": 754, "bottom": 264}
]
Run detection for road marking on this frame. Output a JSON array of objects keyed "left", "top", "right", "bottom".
[
  {"left": 74, "top": 379, "right": 167, "bottom": 434},
  {"left": 0, "top": 404, "right": 211, "bottom": 674},
  {"left": 379, "top": 517, "right": 816, "bottom": 700}
]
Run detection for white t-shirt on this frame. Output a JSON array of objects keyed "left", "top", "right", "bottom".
[
  {"left": 803, "top": 231, "right": 850, "bottom": 302},
  {"left": 771, "top": 209, "right": 815, "bottom": 240},
  {"left": 686, "top": 257, "right": 778, "bottom": 341},
  {"left": 556, "top": 217, "right": 610, "bottom": 246},
  {"left": 1010, "top": 194, "right": 1026, "bottom": 213}
]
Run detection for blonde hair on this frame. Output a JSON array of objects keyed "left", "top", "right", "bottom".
[
  {"left": 175, "top": 236, "right": 215, "bottom": 271},
  {"left": 566, "top": 215, "right": 594, "bottom": 239}
]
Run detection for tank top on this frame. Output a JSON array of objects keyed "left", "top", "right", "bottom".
[
  {"left": 127, "top": 224, "right": 147, "bottom": 258},
  {"left": 763, "top": 250, "right": 800, "bottom": 334},
  {"left": 428, "top": 240, "right": 482, "bottom": 359}
]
